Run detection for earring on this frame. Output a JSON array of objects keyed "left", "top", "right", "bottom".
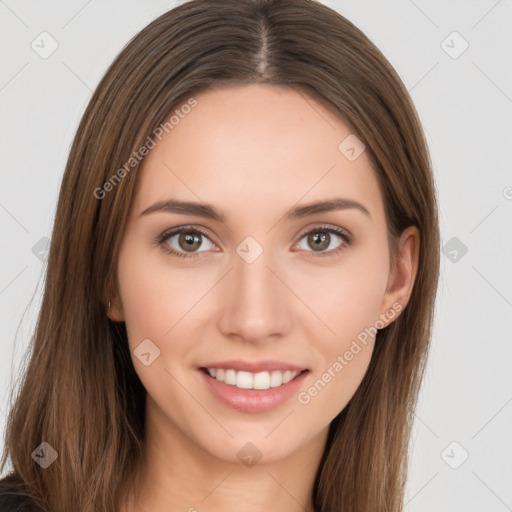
[{"left": 108, "top": 301, "right": 111, "bottom": 309}]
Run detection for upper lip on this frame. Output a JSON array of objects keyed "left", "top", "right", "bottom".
[{"left": 199, "top": 359, "right": 308, "bottom": 373}]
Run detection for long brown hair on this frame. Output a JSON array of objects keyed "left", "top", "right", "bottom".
[{"left": 1, "top": 1, "right": 440, "bottom": 511}]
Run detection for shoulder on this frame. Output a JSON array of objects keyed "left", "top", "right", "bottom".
[{"left": 0, "top": 473, "right": 41, "bottom": 512}]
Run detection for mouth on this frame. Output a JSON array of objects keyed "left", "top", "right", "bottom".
[
  {"left": 196, "top": 358, "right": 311, "bottom": 412},
  {"left": 199, "top": 367, "right": 309, "bottom": 390}
]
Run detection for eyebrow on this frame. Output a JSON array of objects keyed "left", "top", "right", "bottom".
[{"left": 139, "top": 197, "right": 371, "bottom": 222}]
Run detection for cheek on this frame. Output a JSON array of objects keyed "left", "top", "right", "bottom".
[
  {"left": 116, "top": 245, "right": 208, "bottom": 405},
  {"left": 294, "top": 284, "right": 382, "bottom": 421},
  {"left": 116, "top": 242, "right": 189, "bottom": 348},
  {"left": 297, "top": 341, "right": 374, "bottom": 423},
  {"left": 291, "top": 250, "right": 388, "bottom": 412},
  {"left": 293, "top": 248, "right": 389, "bottom": 343}
]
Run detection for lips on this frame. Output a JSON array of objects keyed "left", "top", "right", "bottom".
[{"left": 196, "top": 359, "right": 310, "bottom": 412}]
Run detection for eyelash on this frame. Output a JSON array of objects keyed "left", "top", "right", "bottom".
[{"left": 155, "top": 224, "right": 352, "bottom": 259}]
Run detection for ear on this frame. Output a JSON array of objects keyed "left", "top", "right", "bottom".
[
  {"left": 105, "top": 275, "right": 125, "bottom": 322},
  {"left": 107, "top": 294, "right": 125, "bottom": 323},
  {"left": 378, "top": 226, "right": 420, "bottom": 327}
]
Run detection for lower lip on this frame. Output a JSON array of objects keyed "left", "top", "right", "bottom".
[{"left": 198, "top": 369, "right": 309, "bottom": 413}]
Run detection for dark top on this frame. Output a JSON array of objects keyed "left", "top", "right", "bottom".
[{"left": 0, "top": 473, "right": 41, "bottom": 512}]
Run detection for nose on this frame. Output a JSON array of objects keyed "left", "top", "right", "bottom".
[{"left": 217, "top": 250, "right": 292, "bottom": 344}]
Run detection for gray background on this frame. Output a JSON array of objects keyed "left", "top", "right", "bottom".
[{"left": 1, "top": 1, "right": 511, "bottom": 510}]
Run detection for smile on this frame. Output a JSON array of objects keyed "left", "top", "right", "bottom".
[
  {"left": 201, "top": 367, "right": 307, "bottom": 390},
  {"left": 197, "top": 365, "right": 310, "bottom": 413}
]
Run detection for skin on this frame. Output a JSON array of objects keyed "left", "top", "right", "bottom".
[{"left": 109, "top": 84, "right": 419, "bottom": 512}]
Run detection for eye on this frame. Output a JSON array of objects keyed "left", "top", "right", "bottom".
[
  {"left": 156, "top": 224, "right": 352, "bottom": 259},
  {"left": 294, "top": 225, "right": 351, "bottom": 257},
  {"left": 158, "top": 226, "right": 216, "bottom": 258}
]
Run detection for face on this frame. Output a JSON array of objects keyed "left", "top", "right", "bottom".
[{"left": 110, "top": 84, "right": 416, "bottom": 466}]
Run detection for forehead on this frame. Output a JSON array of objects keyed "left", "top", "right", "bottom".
[{"left": 132, "top": 84, "right": 386, "bottom": 228}]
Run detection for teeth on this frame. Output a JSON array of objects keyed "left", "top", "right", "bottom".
[
  {"left": 253, "top": 371, "right": 270, "bottom": 390},
  {"left": 206, "top": 368, "right": 301, "bottom": 390},
  {"left": 269, "top": 370, "right": 283, "bottom": 387},
  {"left": 282, "top": 370, "right": 296, "bottom": 384},
  {"left": 236, "top": 371, "right": 253, "bottom": 389},
  {"left": 225, "top": 369, "right": 237, "bottom": 386}
]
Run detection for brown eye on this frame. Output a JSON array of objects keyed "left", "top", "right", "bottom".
[
  {"left": 161, "top": 227, "right": 215, "bottom": 257},
  {"left": 307, "top": 232, "right": 331, "bottom": 251},
  {"left": 296, "top": 226, "right": 351, "bottom": 255},
  {"left": 177, "top": 232, "right": 203, "bottom": 252}
]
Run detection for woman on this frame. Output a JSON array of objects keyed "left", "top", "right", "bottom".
[{"left": 0, "top": 0, "right": 440, "bottom": 511}]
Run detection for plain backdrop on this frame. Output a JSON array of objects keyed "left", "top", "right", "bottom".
[{"left": 1, "top": 1, "right": 511, "bottom": 510}]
